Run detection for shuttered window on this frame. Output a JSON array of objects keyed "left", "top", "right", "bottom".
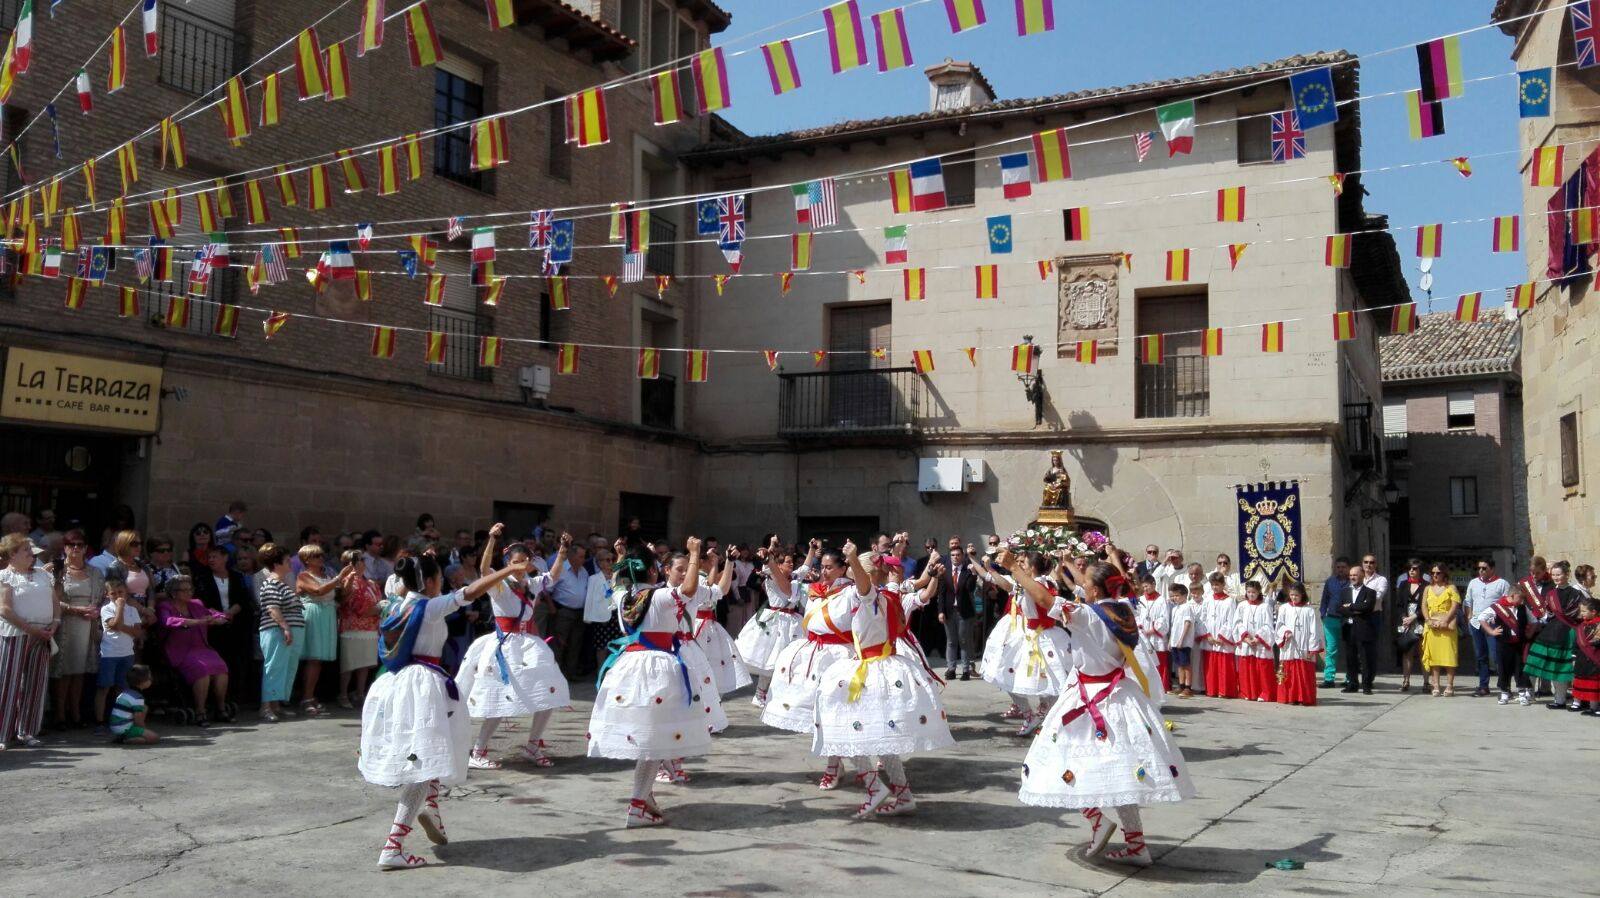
[
  {"left": 1446, "top": 390, "right": 1475, "bottom": 430},
  {"left": 1383, "top": 399, "right": 1407, "bottom": 436}
]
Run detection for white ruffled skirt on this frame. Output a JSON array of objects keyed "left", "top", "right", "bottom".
[
  {"left": 695, "top": 619, "right": 753, "bottom": 693},
  {"left": 982, "top": 622, "right": 1073, "bottom": 696},
  {"left": 734, "top": 608, "right": 804, "bottom": 675},
  {"left": 761, "top": 637, "right": 853, "bottom": 733},
  {"left": 359, "top": 664, "right": 472, "bottom": 787},
  {"left": 812, "top": 653, "right": 954, "bottom": 757},
  {"left": 677, "top": 638, "right": 729, "bottom": 732},
  {"left": 587, "top": 649, "right": 718, "bottom": 760},
  {"left": 455, "top": 630, "right": 572, "bottom": 719}
]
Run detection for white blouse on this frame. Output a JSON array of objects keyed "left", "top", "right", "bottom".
[{"left": 0, "top": 567, "right": 55, "bottom": 638}]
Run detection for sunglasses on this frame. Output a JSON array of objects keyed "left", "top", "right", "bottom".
[
  {"left": 1431, "top": 570, "right": 1445, "bottom": 575},
  {"left": 65, "top": 542, "right": 86, "bottom": 548}
]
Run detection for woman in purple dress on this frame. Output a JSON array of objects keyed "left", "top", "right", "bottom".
[{"left": 156, "top": 576, "right": 235, "bottom": 726}]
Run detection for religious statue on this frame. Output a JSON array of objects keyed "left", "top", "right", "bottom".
[{"left": 1036, "top": 450, "right": 1075, "bottom": 526}]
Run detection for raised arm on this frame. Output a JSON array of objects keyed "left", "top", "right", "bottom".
[
  {"left": 680, "top": 537, "right": 703, "bottom": 598},
  {"left": 546, "top": 533, "right": 572, "bottom": 582},
  {"left": 1005, "top": 551, "right": 1054, "bottom": 608},
  {"left": 460, "top": 559, "right": 532, "bottom": 602},
  {"left": 843, "top": 541, "right": 872, "bottom": 596},
  {"left": 716, "top": 549, "right": 736, "bottom": 595},
  {"left": 479, "top": 522, "right": 504, "bottom": 573}
]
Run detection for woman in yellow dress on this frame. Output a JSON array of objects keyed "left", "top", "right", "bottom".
[{"left": 1420, "top": 563, "right": 1461, "bottom": 696}]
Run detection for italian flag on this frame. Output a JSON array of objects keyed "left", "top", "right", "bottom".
[
  {"left": 471, "top": 227, "right": 496, "bottom": 263},
  {"left": 76, "top": 68, "right": 92, "bottom": 113},
  {"left": 14, "top": 0, "right": 33, "bottom": 75},
  {"left": 1156, "top": 99, "right": 1195, "bottom": 157}
]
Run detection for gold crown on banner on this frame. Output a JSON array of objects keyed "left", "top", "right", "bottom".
[{"left": 1253, "top": 499, "right": 1280, "bottom": 516}]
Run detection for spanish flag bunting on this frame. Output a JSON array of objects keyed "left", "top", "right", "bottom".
[
  {"left": 974, "top": 263, "right": 997, "bottom": 299},
  {"left": 1015, "top": 0, "right": 1054, "bottom": 35},
  {"left": 824, "top": 1, "right": 868, "bottom": 74},
  {"left": 811, "top": 349, "right": 828, "bottom": 367},
  {"left": 337, "top": 149, "right": 367, "bottom": 193},
  {"left": 115, "top": 141, "right": 139, "bottom": 195},
  {"left": 272, "top": 166, "right": 298, "bottom": 206},
  {"left": 244, "top": 180, "right": 270, "bottom": 225},
  {"left": 0, "top": 34, "right": 15, "bottom": 107},
  {"left": 904, "top": 267, "right": 927, "bottom": 300},
  {"left": 870, "top": 347, "right": 887, "bottom": 361},
  {"left": 1492, "top": 215, "right": 1520, "bottom": 253},
  {"left": 359, "top": 0, "right": 386, "bottom": 56},
  {"left": 119, "top": 286, "right": 140, "bottom": 318},
  {"left": 912, "top": 349, "right": 934, "bottom": 373},
  {"left": 365, "top": 326, "right": 393, "bottom": 357},
  {"left": 107, "top": 26, "right": 127, "bottom": 92},
  {"left": 872, "top": 7, "right": 914, "bottom": 73},
  {"left": 1201, "top": 327, "right": 1224, "bottom": 357},
  {"left": 1328, "top": 173, "right": 1345, "bottom": 195},
  {"left": 486, "top": 0, "right": 515, "bottom": 29},
  {"left": 944, "top": 0, "right": 986, "bottom": 32},
  {"left": 1164, "top": 248, "right": 1190, "bottom": 282},
  {"left": 1325, "top": 234, "right": 1352, "bottom": 268},
  {"left": 693, "top": 47, "right": 732, "bottom": 113},
  {"left": 686, "top": 349, "right": 711, "bottom": 383},
  {"left": 713, "top": 274, "right": 730, "bottom": 295},
  {"left": 1138, "top": 334, "right": 1164, "bottom": 365},
  {"left": 1074, "top": 340, "right": 1098, "bottom": 364},
  {"left": 1063, "top": 207, "right": 1089, "bottom": 241},
  {"left": 1031, "top": 128, "right": 1072, "bottom": 181},
  {"left": 1010, "top": 343, "right": 1035, "bottom": 374},
  {"left": 1332, "top": 310, "right": 1357, "bottom": 341},
  {"left": 222, "top": 76, "right": 252, "bottom": 141},
  {"left": 423, "top": 272, "right": 446, "bottom": 305},
  {"left": 1037, "top": 259, "right": 1052, "bottom": 280},
  {"left": 1530, "top": 145, "right": 1563, "bottom": 187},
  {"left": 196, "top": 192, "right": 218, "bottom": 234},
  {"left": 425, "top": 330, "right": 448, "bottom": 364},
  {"left": 608, "top": 203, "right": 628, "bottom": 241},
  {"left": 326, "top": 43, "right": 352, "bottom": 101},
  {"left": 602, "top": 275, "right": 618, "bottom": 297},
  {"left": 963, "top": 347, "right": 977, "bottom": 366},
  {"left": 213, "top": 304, "right": 240, "bottom": 338},
  {"left": 566, "top": 87, "right": 608, "bottom": 147},
  {"left": 64, "top": 277, "right": 88, "bottom": 310},
  {"left": 1260, "top": 321, "right": 1285, "bottom": 352},
  {"left": 1576, "top": 207, "right": 1599, "bottom": 246},
  {"left": 295, "top": 28, "right": 328, "bottom": 99},
  {"left": 280, "top": 227, "right": 301, "bottom": 259},
  {"left": 160, "top": 118, "right": 186, "bottom": 168},
  {"left": 763, "top": 349, "right": 780, "bottom": 371},
  {"left": 1415, "top": 223, "right": 1442, "bottom": 258},
  {"left": 763, "top": 39, "right": 801, "bottom": 95},
  {"left": 164, "top": 294, "right": 189, "bottom": 328},
  {"left": 549, "top": 275, "right": 569, "bottom": 309},
  {"left": 308, "top": 163, "right": 333, "bottom": 210},
  {"left": 60, "top": 207, "right": 78, "bottom": 252},
  {"left": 888, "top": 168, "right": 913, "bottom": 213},
  {"left": 778, "top": 271, "right": 794, "bottom": 294},
  {"left": 470, "top": 118, "right": 509, "bottom": 170},
  {"left": 263, "top": 310, "right": 290, "bottom": 338},
  {"left": 637, "top": 348, "right": 661, "bottom": 379},
  {"left": 212, "top": 179, "right": 234, "bottom": 218},
  {"left": 1216, "top": 186, "right": 1246, "bottom": 222},
  {"left": 403, "top": 133, "right": 423, "bottom": 179},
  {"left": 378, "top": 145, "right": 400, "bottom": 195},
  {"left": 1228, "top": 243, "right": 1249, "bottom": 270},
  {"left": 406, "top": 3, "right": 444, "bottom": 67},
  {"left": 82, "top": 159, "right": 96, "bottom": 204},
  {"left": 479, "top": 336, "right": 503, "bottom": 368},
  {"left": 651, "top": 70, "right": 683, "bottom": 125},
  {"left": 39, "top": 178, "right": 59, "bottom": 226},
  {"left": 1451, "top": 156, "right": 1473, "bottom": 178},
  {"left": 245, "top": 256, "right": 262, "bottom": 295},
  {"left": 1455, "top": 292, "right": 1482, "bottom": 323},
  {"left": 1390, "top": 302, "right": 1418, "bottom": 334},
  {"left": 791, "top": 232, "right": 813, "bottom": 270},
  {"left": 260, "top": 71, "right": 282, "bottom": 126},
  {"left": 557, "top": 343, "right": 579, "bottom": 374},
  {"left": 480, "top": 276, "right": 504, "bottom": 306},
  {"left": 148, "top": 197, "right": 175, "bottom": 239},
  {"left": 852, "top": 270, "right": 867, "bottom": 285},
  {"left": 655, "top": 274, "right": 671, "bottom": 298},
  {"left": 354, "top": 269, "right": 372, "bottom": 301},
  {"left": 105, "top": 198, "right": 126, "bottom": 245}
]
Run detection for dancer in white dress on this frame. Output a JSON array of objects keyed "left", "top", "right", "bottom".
[
  {"left": 1016, "top": 558, "right": 1196, "bottom": 867},
  {"left": 653, "top": 548, "right": 730, "bottom": 786},
  {"left": 736, "top": 538, "right": 817, "bottom": 707},
  {"left": 360, "top": 554, "right": 531, "bottom": 870},
  {"left": 456, "top": 524, "right": 573, "bottom": 770},
  {"left": 815, "top": 544, "right": 955, "bottom": 817},
  {"left": 588, "top": 538, "right": 721, "bottom": 827},
  {"left": 690, "top": 547, "right": 752, "bottom": 695},
  {"left": 979, "top": 552, "right": 1074, "bottom": 736}
]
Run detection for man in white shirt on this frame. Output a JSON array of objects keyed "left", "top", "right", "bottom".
[
  {"left": 1464, "top": 558, "right": 1511, "bottom": 697},
  {"left": 1360, "top": 554, "right": 1390, "bottom": 614},
  {"left": 1151, "top": 550, "right": 1184, "bottom": 602}
]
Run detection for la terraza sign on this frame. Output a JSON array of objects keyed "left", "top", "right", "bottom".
[{"left": 3, "top": 347, "right": 162, "bottom": 433}]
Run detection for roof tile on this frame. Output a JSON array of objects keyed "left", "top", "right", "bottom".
[{"left": 1379, "top": 308, "right": 1521, "bottom": 382}]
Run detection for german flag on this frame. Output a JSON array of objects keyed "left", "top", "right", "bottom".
[
  {"left": 1455, "top": 292, "right": 1482, "bottom": 323},
  {"left": 213, "top": 304, "right": 239, "bottom": 338},
  {"left": 1332, "top": 310, "right": 1357, "bottom": 342},
  {"left": 686, "top": 349, "right": 711, "bottom": 383},
  {"left": 637, "top": 348, "right": 661, "bottom": 380},
  {"left": 904, "top": 267, "right": 926, "bottom": 301},
  {"left": 974, "top": 264, "right": 997, "bottom": 299},
  {"left": 423, "top": 272, "right": 446, "bottom": 306},
  {"left": 557, "top": 343, "right": 579, "bottom": 374},
  {"left": 1216, "top": 186, "right": 1246, "bottom": 222},
  {"left": 1325, "top": 234, "right": 1352, "bottom": 268},
  {"left": 325, "top": 43, "right": 352, "bottom": 101},
  {"left": 425, "top": 331, "right": 448, "bottom": 365},
  {"left": 479, "top": 336, "right": 502, "bottom": 368},
  {"left": 549, "top": 276, "right": 569, "bottom": 309},
  {"left": 1063, "top": 207, "right": 1090, "bottom": 241},
  {"left": 1201, "top": 327, "right": 1223, "bottom": 357},
  {"left": 912, "top": 350, "right": 934, "bottom": 373},
  {"left": 1138, "top": 334, "right": 1164, "bottom": 365},
  {"left": 1260, "top": 321, "right": 1285, "bottom": 353},
  {"left": 1390, "top": 303, "right": 1418, "bottom": 334},
  {"left": 1492, "top": 215, "right": 1519, "bottom": 253},
  {"left": 118, "top": 286, "right": 139, "bottom": 318},
  {"left": 1510, "top": 282, "right": 1536, "bottom": 311},
  {"left": 260, "top": 72, "right": 281, "bottom": 126},
  {"left": 64, "top": 277, "right": 88, "bottom": 310},
  {"left": 1415, "top": 223, "right": 1442, "bottom": 259},
  {"left": 1010, "top": 343, "right": 1036, "bottom": 374},
  {"left": 1164, "top": 249, "right": 1190, "bottom": 282},
  {"left": 378, "top": 146, "right": 399, "bottom": 196},
  {"left": 1073, "top": 340, "right": 1098, "bottom": 364},
  {"left": 295, "top": 28, "right": 328, "bottom": 99}
]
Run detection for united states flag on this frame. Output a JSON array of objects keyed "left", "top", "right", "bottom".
[
  {"left": 622, "top": 251, "right": 644, "bottom": 283},
  {"left": 1270, "top": 110, "right": 1306, "bottom": 162},
  {"left": 446, "top": 216, "right": 464, "bottom": 241},
  {"left": 1134, "top": 131, "right": 1153, "bottom": 163},
  {"left": 262, "top": 243, "right": 288, "bottom": 283},
  {"left": 134, "top": 248, "right": 152, "bottom": 282},
  {"left": 806, "top": 178, "right": 838, "bottom": 228}
]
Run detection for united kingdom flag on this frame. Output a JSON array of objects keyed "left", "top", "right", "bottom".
[
  {"left": 716, "top": 194, "right": 746, "bottom": 250},
  {"left": 1270, "top": 110, "right": 1306, "bottom": 163},
  {"left": 528, "top": 209, "right": 553, "bottom": 249},
  {"left": 1575, "top": 1, "right": 1600, "bottom": 69}
]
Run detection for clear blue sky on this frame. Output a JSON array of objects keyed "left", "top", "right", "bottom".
[{"left": 710, "top": 1, "right": 1523, "bottom": 310}]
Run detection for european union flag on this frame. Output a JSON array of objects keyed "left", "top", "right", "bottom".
[
  {"left": 547, "top": 219, "right": 575, "bottom": 264},
  {"left": 987, "top": 215, "right": 1013, "bottom": 254},
  {"left": 1520, "top": 67, "right": 1552, "bottom": 118},
  {"left": 695, "top": 199, "right": 721, "bottom": 236},
  {"left": 397, "top": 250, "right": 419, "bottom": 278},
  {"left": 89, "top": 246, "right": 110, "bottom": 282},
  {"left": 1290, "top": 67, "right": 1339, "bottom": 130}
]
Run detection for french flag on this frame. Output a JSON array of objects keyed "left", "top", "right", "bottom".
[
  {"left": 909, "top": 158, "right": 946, "bottom": 211},
  {"left": 999, "top": 152, "right": 1032, "bottom": 199},
  {"left": 324, "top": 240, "right": 356, "bottom": 280},
  {"left": 143, "top": 0, "right": 159, "bottom": 57}
]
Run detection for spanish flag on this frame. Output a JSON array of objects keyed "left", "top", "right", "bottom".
[
  {"left": 196, "top": 192, "right": 218, "bottom": 234},
  {"left": 693, "top": 47, "right": 732, "bottom": 113},
  {"left": 325, "top": 43, "right": 352, "bottom": 101},
  {"left": 713, "top": 274, "right": 730, "bottom": 295},
  {"left": 791, "top": 232, "right": 813, "bottom": 271},
  {"left": 1228, "top": 243, "right": 1249, "bottom": 270},
  {"left": 1530, "top": 145, "right": 1563, "bottom": 187},
  {"left": 963, "top": 347, "right": 977, "bottom": 366},
  {"left": 260, "top": 72, "right": 282, "bottom": 126},
  {"left": 165, "top": 294, "right": 189, "bottom": 328},
  {"left": 107, "top": 26, "right": 126, "bottom": 92},
  {"left": 105, "top": 198, "right": 126, "bottom": 246},
  {"left": 337, "top": 149, "right": 367, "bottom": 193},
  {"left": 60, "top": 207, "right": 79, "bottom": 251},
  {"left": 64, "top": 277, "right": 88, "bottom": 310},
  {"left": 423, "top": 272, "right": 446, "bottom": 306},
  {"left": 406, "top": 3, "right": 444, "bottom": 68},
  {"left": 1074, "top": 340, "right": 1098, "bottom": 364},
  {"left": 1164, "top": 249, "right": 1190, "bottom": 282},
  {"left": 245, "top": 180, "right": 270, "bottom": 224},
  {"left": 763, "top": 39, "right": 801, "bottom": 95},
  {"left": 482, "top": 277, "right": 505, "bottom": 307},
  {"left": 1455, "top": 292, "right": 1482, "bottom": 323},
  {"left": 566, "top": 87, "right": 608, "bottom": 147},
  {"left": 221, "top": 76, "right": 251, "bottom": 141},
  {"left": 354, "top": 270, "right": 372, "bottom": 301},
  {"left": 974, "top": 264, "right": 997, "bottom": 299},
  {"left": 651, "top": 71, "right": 683, "bottom": 125},
  {"left": 909, "top": 349, "right": 934, "bottom": 373},
  {"left": 358, "top": 0, "right": 385, "bottom": 55},
  {"left": 1037, "top": 259, "right": 1053, "bottom": 280},
  {"left": 904, "top": 267, "right": 926, "bottom": 301},
  {"left": 1201, "top": 327, "right": 1224, "bottom": 357},
  {"left": 119, "top": 286, "right": 140, "bottom": 318},
  {"left": 213, "top": 304, "right": 239, "bottom": 338},
  {"left": 811, "top": 349, "right": 828, "bottom": 367},
  {"left": 1031, "top": 127, "right": 1072, "bottom": 181},
  {"left": 1510, "top": 282, "right": 1537, "bottom": 310},
  {"left": 549, "top": 276, "right": 569, "bottom": 309},
  {"left": 470, "top": 119, "right": 509, "bottom": 170},
  {"left": 160, "top": 118, "right": 186, "bottom": 169},
  {"left": 425, "top": 331, "right": 448, "bottom": 365},
  {"left": 274, "top": 166, "right": 299, "bottom": 206},
  {"left": 872, "top": 7, "right": 913, "bottom": 72},
  {"left": 763, "top": 350, "right": 780, "bottom": 371},
  {"left": 263, "top": 311, "right": 290, "bottom": 339},
  {"left": 557, "top": 343, "right": 579, "bottom": 374},
  {"left": 888, "top": 168, "right": 913, "bottom": 213},
  {"left": 1332, "top": 310, "right": 1357, "bottom": 341},
  {"left": 778, "top": 271, "right": 793, "bottom": 294},
  {"left": 1010, "top": 343, "right": 1035, "bottom": 374},
  {"left": 378, "top": 146, "right": 400, "bottom": 196},
  {"left": 485, "top": 0, "right": 515, "bottom": 29},
  {"left": 149, "top": 197, "right": 176, "bottom": 239},
  {"left": 1138, "top": 334, "right": 1164, "bottom": 365},
  {"left": 214, "top": 177, "right": 236, "bottom": 216},
  {"left": 82, "top": 159, "right": 97, "bottom": 204},
  {"left": 602, "top": 275, "right": 618, "bottom": 297},
  {"left": 1260, "top": 321, "right": 1285, "bottom": 353},
  {"left": 945, "top": 0, "right": 985, "bottom": 31},
  {"left": 403, "top": 133, "right": 423, "bottom": 179},
  {"left": 824, "top": 0, "right": 868, "bottom": 73},
  {"left": 1390, "top": 303, "right": 1418, "bottom": 334},
  {"left": 1063, "top": 207, "right": 1089, "bottom": 241},
  {"left": 1576, "top": 207, "right": 1599, "bottom": 246},
  {"left": 1415, "top": 223, "right": 1442, "bottom": 259},
  {"left": 1216, "top": 186, "right": 1246, "bottom": 222},
  {"left": 478, "top": 336, "right": 502, "bottom": 368},
  {"left": 115, "top": 141, "right": 139, "bottom": 195},
  {"left": 295, "top": 28, "right": 328, "bottom": 99},
  {"left": 280, "top": 227, "right": 302, "bottom": 258},
  {"left": 307, "top": 163, "right": 333, "bottom": 210},
  {"left": 637, "top": 348, "right": 661, "bottom": 380},
  {"left": 686, "top": 349, "right": 711, "bottom": 383},
  {"left": 1492, "top": 215, "right": 1519, "bottom": 253},
  {"left": 1325, "top": 234, "right": 1352, "bottom": 268}
]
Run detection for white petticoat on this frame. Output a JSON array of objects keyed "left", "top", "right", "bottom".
[
  {"left": 761, "top": 638, "right": 854, "bottom": 733},
  {"left": 359, "top": 664, "right": 471, "bottom": 787},
  {"left": 981, "top": 622, "right": 1073, "bottom": 696},
  {"left": 455, "top": 631, "right": 572, "bottom": 719},
  {"left": 695, "top": 619, "right": 753, "bottom": 693},
  {"left": 734, "top": 609, "right": 804, "bottom": 675},
  {"left": 677, "top": 638, "right": 729, "bottom": 732},
  {"left": 812, "top": 654, "right": 955, "bottom": 757},
  {"left": 1017, "top": 675, "right": 1196, "bottom": 809},
  {"left": 587, "top": 649, "right": 718, "bottom": 760}
]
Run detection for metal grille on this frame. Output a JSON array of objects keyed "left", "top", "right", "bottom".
[
  {"left": 428, "top": 307, "right": 493, "bottom": 381},
  {"left": 640, "top": 374, "right": 676, "bottom": 429},
  {"left": 159, "top": 4, "right": 238, "bottom": 96},
  {"left": 646, "top": 215, "right": 676, "bottom": 276},
  {"left": 435, "top": 69, "right": 485, "bottom": 191},
  {"left": 779, "top": 367, "right": 925, "bottom": 437},
  {"left": 147, "top": 264, "right": 239, "bottom": 337},
  {"left": 1135, "top": 353, "right": 1209, "bottom": 419}
]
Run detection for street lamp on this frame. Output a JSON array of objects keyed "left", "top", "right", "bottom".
[{"left": 1015, "top": 335, "right": 1045, "bottom": 426}]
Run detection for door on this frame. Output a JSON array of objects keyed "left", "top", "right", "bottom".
[
  {"left": 796, "top": 515, "right": 881, "bottom": 553},
  {"left": 827, "top": 303, "right": 892, "bottom": 427},
  {"left": 0, "top": 426, "right": 128, "bottom": 547},
  {"left": 619, "top": 492, "right": 672, "bottom": 544},
  {"left": 491, "top": 501, "right": 552, "bottom": 543}
]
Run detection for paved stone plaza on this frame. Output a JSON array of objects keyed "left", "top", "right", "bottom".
[{"left": 7, "top": 675, "right": 1585, "bottom": 897}]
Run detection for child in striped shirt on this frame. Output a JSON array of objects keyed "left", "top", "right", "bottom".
[{"left": 110, "top": 665, "right": 159, "bottom": 745}]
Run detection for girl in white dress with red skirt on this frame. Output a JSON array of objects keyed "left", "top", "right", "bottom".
[
  {"left": 1017, "top": 558, "right": 1196, "bottom": 867},
  {"left": 736, "top": 539, "right": 816, "bottom": 708},
  {"left": 980, "top": 553, "right": 1074, "bottom": 737},
  {"left": 360, "top": 554, "right": 532, "bottom": 870},
  {"left": 689, "top": 547, "right": 752, "bottom": 695}
]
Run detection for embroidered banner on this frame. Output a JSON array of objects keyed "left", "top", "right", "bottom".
[{"left": 1237, "top": 480, "right": 1303, "bottom": 590}]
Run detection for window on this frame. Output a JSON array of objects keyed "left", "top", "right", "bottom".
[
  {"left": 492, "top": 501, "right": 552, "bottom": 540},
  {"left": 649, "top": 1, "right": 674, "bottom": 68},
  {"left": 825, "top": 303, "right": 896, "bottom": 427},
  {"left": 1446, "top": 390, "right": 1476, "bottom": 430},
  {"left": 144, "top": 168, "right": 239, "bottom": 337},
  {"left": 944, "top": 149, "right": 976, "bottom": 207},
  {"left": 1382, "top": 399, "right": 1407, "bottom": 436},
  {"left": 434, "top": 59, "right": 486, "bottom": 191},
  {"left": 618, "top": 0, "right": 646, "bottom": 72},
  {"left": 1449, "top": 476, "right": 1479, "bottom": 516},
  {"left": 427, "top": 255, "right": 492, "bottom": 381},
  {"left": 1562, "top": 411, "right": 1581, "bottom": 488},
  {"left": 677, "top": 19, "right": 699, "bottom": 114},
  {"left": 619, "top": 492, "right": 672, "bottom": 542},
  {"left": 644, "top": 159, "right": 678, "bottom": 276},
  {"left": 158, "top": 0, "right": 238, "bottom": 95},
  {"left": 546, "top": 87, "right": 571, "bottom": 181},
  {"left": 1236, "top": 115, "right": 1272, "bottom": 164},
  {"left": 934, "top": 82, "right": 967, "bottom": 111},
  {"left": 640, "top": 313, "right": 677, "bottom": 429},
  {"left": 537, "top": 291, "right": 553, "bottom": 344},
  {"left": 1135, "top": 292, "right": 1210, "bottom": 418}
]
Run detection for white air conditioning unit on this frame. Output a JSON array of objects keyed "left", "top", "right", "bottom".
[
  {"left": 964, "top": 458, "right": 986, "bottom": 484},
  {"left": 918, "top": 458, "right": 969, "bottom": 493},
  {"left": 519, "top": 365, "right": 551, "bottom": 398}
]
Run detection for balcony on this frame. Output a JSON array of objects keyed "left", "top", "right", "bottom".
[
  {"left": 1343, "top": 401, "right": 1379, "bottom": 471},
  {"left": 641, "top": 374, "right": 676, "bottom": 429},
  {"left": 646, "top": 216, "right": 676, "bottom": 277},
  {"left": 428, "top": 307, "right": 494, "bottom": 382},
  {"left": 778, "top": 367, "right": 926, "bottom": 439},
  {"left": 1382, "top": 432, "right": 1409, "bottom": 459},
  {"left": 146, "top": 265, "right": 240, "bottom": 337},
  {"left": 159, "top": 4, "right": 238, "bottom": 96},
  {"left": 1135, "top": 354, "right": 1209, "bottom": 419}
]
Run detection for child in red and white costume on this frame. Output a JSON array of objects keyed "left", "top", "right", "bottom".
[
  {"left": 1275, "top": 583, "right": 1324, "bottom": 705},
  {"left": 1196, "top": 573, "right": 1239, "bottom": 698},
  {"left": 1136, "top": 574, "right": 1172, "bottom": 691},
  {"left": 1233, "top": 581, "right": 1278, "bottom": 702},
  {"left": 736, "top": 539, "right": 817, "bottom": 708}
]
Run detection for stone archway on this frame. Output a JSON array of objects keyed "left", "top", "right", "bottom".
[{"left": 1064, "top": 454, "right": 1184, "bottom": 553}]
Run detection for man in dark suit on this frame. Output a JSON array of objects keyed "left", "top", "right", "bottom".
[
  {"left": 1135, "top": 545, "right": 1162, "bottom": 583},
  {"left": 190, "top": 545, "right": 260, "bottom": 705},
  {"left": 1338, "top": 563, "right": 1380, "bottom": 694},
  {"left": 938, "top": 547, "right": 980, "bottom": 679}
]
